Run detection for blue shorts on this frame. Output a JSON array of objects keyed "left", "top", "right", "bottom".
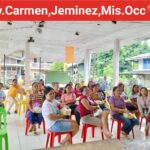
[{"left": 50, "top": 120, "right": 71, "bottom": 132}]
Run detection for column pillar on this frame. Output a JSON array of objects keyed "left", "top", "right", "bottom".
[
  {"left": 84, "top": 49, "right": 91, "bottom": 85},
  {"left": 113, "top": 39, "right": 120, "bottom": 86},
  {"left": 25, "top": 42, "right": 31, "bottom": 88}
]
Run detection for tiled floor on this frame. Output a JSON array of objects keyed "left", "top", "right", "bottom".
[{"left": 2, "top": 112, "right": 150, "bottom": 150}]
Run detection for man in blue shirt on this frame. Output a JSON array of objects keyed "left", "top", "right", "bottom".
[{"left": 100, "top": 76, "right": 108, "bottom": 91}]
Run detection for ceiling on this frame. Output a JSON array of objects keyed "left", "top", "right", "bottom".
[{"left": 0, "top": 21, "right": 150, "bottom": 63}]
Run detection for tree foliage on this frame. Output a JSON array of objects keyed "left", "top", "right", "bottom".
[
  {"left": 95, "top": 41, "right": 150, "bottom": 78},
  {"left": 50, "top": 62, "right": 64, "bottom": 71}
]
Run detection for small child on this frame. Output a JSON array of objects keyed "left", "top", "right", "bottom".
[{"left": 0, "top": 83, "right": 6, "bottom": 108}]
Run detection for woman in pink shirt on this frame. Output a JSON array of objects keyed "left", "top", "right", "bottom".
[
  {"left": 74, "top": 83, "right": 82, "bottom": 98},
  {"left": 61, "top": 84, "right": 76, "bottom": 105},
  {"left": 61, "top": 84, "right": 80, "bottom": 125}
]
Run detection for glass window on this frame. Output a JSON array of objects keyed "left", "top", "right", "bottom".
[{"left": 143, "top": 58, "right": 150, "bottom": 69}]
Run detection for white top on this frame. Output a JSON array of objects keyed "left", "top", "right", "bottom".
[
  {"left": 130, "top": 93, "right": 139, "bottom": 99},
  {"left": 137, "top": 96, "right": 150, "bottom": 115},
  {"left": 42, "top": 99, "right": 59, "bottom": 130}
]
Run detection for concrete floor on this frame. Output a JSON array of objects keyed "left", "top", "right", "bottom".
[{"left": 3, "top": 111, "right": 150, "bottom": 150}]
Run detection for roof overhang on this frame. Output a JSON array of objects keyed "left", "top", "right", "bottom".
[{"left": 0, "top": 21, "right": 150, "bottom": 63}]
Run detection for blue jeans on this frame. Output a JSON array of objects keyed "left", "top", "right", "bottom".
[
  {"left": 50, "top": 120, "right": 71, "bottom": 132},
  {"left": 27, "top": 110, "right": 43, "bottom": 125},
  {"left": 113, "top": 113, "right": 138, "bottom": 135}
]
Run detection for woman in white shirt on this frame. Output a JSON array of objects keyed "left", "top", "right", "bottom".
[
  {"left": 137, "top": 87, "right": 150, "bottom": 116},
  {"left": 137, "top": 87, "right": 150, "bottom": 131},
  {"left": 42, "top": 87, "right": 79, "bottom": 145},
  {"left": 129, "top": 85, "right": 140, "bottom": 120}
]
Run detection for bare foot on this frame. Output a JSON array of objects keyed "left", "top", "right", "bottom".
[
  {"left": 64, "top": 141, "right": 71, "bottom": 146},
  {"left": 60, "top": 139, "right": 71, "bottom": 146},
  {"left": 103, "top": 129, "right": 112, "bottom": 139},
  {"left": 121, "top": 131, "right": 130, "bottom": 140}
]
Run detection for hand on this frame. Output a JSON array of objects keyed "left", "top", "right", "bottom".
[
  {"left": 64, "top": 105, "right": 69, "bottom": 109},
  {"left": 124, "top": 109, "right": 129, "bottom": 114},
  {"left": 60, "top": 114, "right": 65, "bottom": 119},
  {"left": 141, "top": 114, "right": 145, "bottom": 118},
  {"left": 94, "top": 106, "right": 99, "bottom": 111},
  {"left": 59, "top": 103, "right": 65, "bottom": 108},
  {"left": 30, "top": 109, "right": 34, "bottom": 113}
]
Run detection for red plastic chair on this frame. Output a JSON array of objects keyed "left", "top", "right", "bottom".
[
  {"left": 45, "top": 130, "right": 72, "bottom": 148},
  {"left": 111, "top": 118, "right": 135, "bottom": 139},
  {"left": 139, "top": 116, "right": 149, "bottom": 136},
  {"left": 81, "top": 123, "right": 104, "bottom": 143},
  {"left": 25, "top": 115, "right": 46, "bottom": 135}
]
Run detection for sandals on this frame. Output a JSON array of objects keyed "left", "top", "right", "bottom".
[
  {"left": 121, "top": 131, "right": 130, "bottom": 140},
  {"left": 29, "top": 127, "right": 33, "bottom": 132}
]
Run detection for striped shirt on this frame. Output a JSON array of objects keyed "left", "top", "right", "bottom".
[{"left": 29, "top": 92, "right": 44, "bottom": 108}]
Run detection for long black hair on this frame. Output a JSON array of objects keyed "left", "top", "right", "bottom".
[
  {"left": 132, "top": 84, "right": 139, "bottom": 95},
  {"left": 64, "top": 83, "right": 72, "bottom": 94}
]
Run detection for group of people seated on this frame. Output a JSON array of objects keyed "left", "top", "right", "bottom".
[{"left": 0, "top": 79, "right": 150, "bottom": 146}]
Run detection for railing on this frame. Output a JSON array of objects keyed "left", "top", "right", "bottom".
[{"left": 30, "top": 63, "right": 50, "bottom": 70}]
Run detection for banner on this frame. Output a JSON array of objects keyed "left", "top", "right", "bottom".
[{"left": 65, "top": 46, "right": 74, "bottom": 64}]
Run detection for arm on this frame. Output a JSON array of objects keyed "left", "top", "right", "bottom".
[
  {"left": 110, "top": 103, "right": 128, "bottom": 114},
  {"left": 27, "top": 95, "right": 34, "bottom": 113},
  {"left": 72, "top": 93, "right": 76, "bottom": 103},
  {"left": 42, "top": 102, "right": 65, "bottom": 121},
  {"left": 61, "top": 94, "right": 66, "bottom": 105},
  {"left": 47, "top": 114, "right": 65, "bottom": 121},
  {"left": 137, "top": 97, "right": 143, "bottom": 115},
  {"left": 81, "top": 98, "right": 98, "bottom": 111}
]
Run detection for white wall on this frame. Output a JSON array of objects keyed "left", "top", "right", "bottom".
[{"left": 138, "top": 59, "right": 143, "bottom": 70}]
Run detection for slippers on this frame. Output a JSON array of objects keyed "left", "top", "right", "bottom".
[
  {"left": 33, "top": 131, "right": 38, "bottom": 135},
  {"left": 29, "top": 127, "right": 33, "bottom": 132},
  {"left": 121, "top": 131, "right": 130, "bottom": 140}
]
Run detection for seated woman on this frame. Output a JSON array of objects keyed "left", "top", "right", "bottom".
[
  {"left": 127, "top": 85, "right": 140, "bottom": 120},
  {"left": 137, "top": 87, "right": 150, "bottom": 132},
  {"left": 53, "top": 82, "right": 62, "bottom": 100},
  {"left": 27, "top": 82, "right": 44, "bottom": 134},
  {"left": 90, "top": 84, "right": 110, "bottom": 111},
  {"left": 38, "top": 82, "right": 45, "bottom": 94},
  {"left": 61, "top": 84, "right": 80, "bottom": 124},
  {"left": 74, "top": 83, "right": 82, "bottom": 98},
  {"left": 110, "top": 86, "right": 138, "bottom": 139},
  {"left": 78, "top": 86, "right": 112, "bottom": 139},
  {"left": 42, "top": 86, "right": 79, "bottom": 145},
  {"left": 87, "top": 81, "right": 94, "bottom": 95},
  {"left": 117, "top": 82, "right": 128, "bottom": 99}
]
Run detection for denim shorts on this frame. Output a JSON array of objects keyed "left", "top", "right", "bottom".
[{"left": 50, "top": 120, "right": 71, "bottom": 132}]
